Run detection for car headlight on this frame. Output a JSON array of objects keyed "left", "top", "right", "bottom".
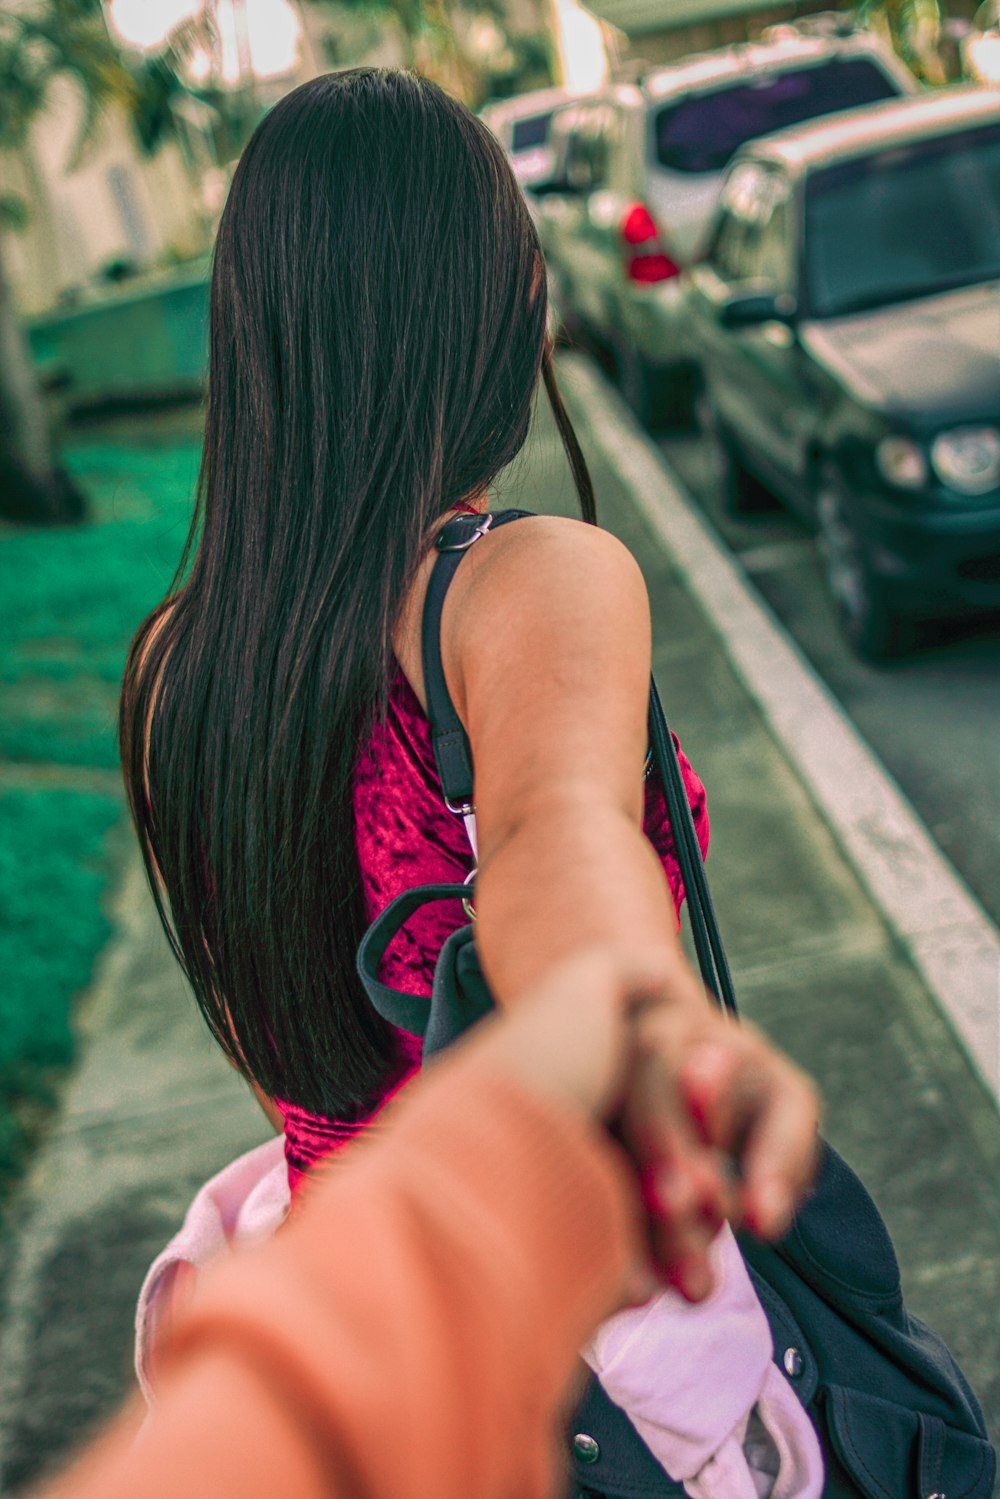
[
  {"left": 931, "top": 427, "right": 1000, "bottom": 495},
  {"left": 875, "top": 436, "right": 928, "bottom": 490}
]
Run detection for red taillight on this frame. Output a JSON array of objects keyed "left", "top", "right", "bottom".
[
  {"left": 622, "top": 203, "right": 658, "bottom": 246},
  {"left": 621, "top": 202, "right": 678, "bottom": 284},
  {"left": 629, "top": 254, "right": 677, "bottom": 283}
]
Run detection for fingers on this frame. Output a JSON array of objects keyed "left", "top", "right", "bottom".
[
  {"left": 484, "top": 946, "right": 821, "bottom": 1303},
  {"left": 677, "top": 1027, "right": 821, "bottom": 1238},
  {"left": 615, "top": 1028, "right": 733, "bottom": 1302},
  {"left": 613, "top": 1006, "right": 820, "bottom": 1303},
  {"left": 643, "top": 1159, "right": 724, "bottom": 1301},
  {"left": 736, "top": 1064, "right": 821, "bottom": 1237}
]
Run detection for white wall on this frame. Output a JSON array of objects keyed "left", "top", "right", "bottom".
[{"left": 1, "top": 75, "right": 210, "bottom": 316}]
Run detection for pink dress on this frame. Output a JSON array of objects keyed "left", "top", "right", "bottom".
[{"left": 276, "top": 666, "right": 709, "bottom": 1193}]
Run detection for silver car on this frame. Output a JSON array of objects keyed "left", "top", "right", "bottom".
[{"left": 538, "top": 28, "right": 915, "bottom": 426}]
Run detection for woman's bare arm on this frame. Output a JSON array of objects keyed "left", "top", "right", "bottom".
[
  {"left": 443, "top": 515, "right": 701, "bottom": 1011},
  {"left": 428, "top": 515, "right": 817, "bottom": 1273}
]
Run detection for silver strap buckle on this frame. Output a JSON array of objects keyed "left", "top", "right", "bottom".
[
  {"left": 437, "top": 513, "right": 494, "bottom": 552},
  {"left": 462, "top": 866, "right": 477, "bottom": 922}
]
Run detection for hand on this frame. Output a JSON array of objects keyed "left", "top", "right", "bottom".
[
  {"left": 617, "top": 995, "right": 820, "bottom": 1300},
  {"left": 480, "top": 945, "right": 820, "bottom": 1302}
]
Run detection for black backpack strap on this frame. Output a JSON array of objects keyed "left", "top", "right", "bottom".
[
  {"left": 356, "top": 881, "right": 470, "bottom": 1030},
  {"left": 355, "top": 881, "right": 495, "bottom": 1055},
  {"left": 421, "top": 509, "right": 533, "bottom": 809},
  {"left": 648, "top": 678, "right": 738, "bottom": 1017}
]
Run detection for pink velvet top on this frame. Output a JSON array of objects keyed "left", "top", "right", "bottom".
[{"left": 276, "top": 666, "right": 709, "bottom": 1192}]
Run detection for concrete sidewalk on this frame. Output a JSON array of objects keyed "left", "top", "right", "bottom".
[{"left": 0, "top": 362, "right": 997, "bottom": 1493}]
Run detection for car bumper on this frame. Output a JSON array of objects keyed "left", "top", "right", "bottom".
[{"left": 858, "top": 490, "right": 1000, "bottom": 608}]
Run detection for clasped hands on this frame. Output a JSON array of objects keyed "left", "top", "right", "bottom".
[{"left": 481, "top": 945, "right": 821, "bottom": 1302}]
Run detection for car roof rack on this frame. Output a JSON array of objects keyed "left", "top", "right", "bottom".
[{"left": 758, "top": 10, "right": 862, "bottom": 40}]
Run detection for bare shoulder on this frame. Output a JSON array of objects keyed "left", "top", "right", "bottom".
[
  {"left": 449, "top": 514, "right": 648, "bottom": 635},
  {"left": 444, "top": 514, "right": 651, "bottom": 730}
]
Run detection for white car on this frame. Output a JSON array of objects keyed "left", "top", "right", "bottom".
[
  {"left": 479, "top": 87, "right": 585, "bottom": 194},
  {"left": 538, "top": 28, "right": 916, "bottom": 426}
]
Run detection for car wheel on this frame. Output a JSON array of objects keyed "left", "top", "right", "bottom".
[
  {"left": 699, "top": 393, "right": 773, "bottom": 516},
  {"left": 614, "top": 339, "right": 692, "bottom": 432},
  {"left": 815, "top": 470, "right": 916, "bottom": 661}
]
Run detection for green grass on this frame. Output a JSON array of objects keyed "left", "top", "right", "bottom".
[
  {"left": 0, "top": 442, "right": 199, "bottom": 768},
  {"left": 0, "top": 434, "right": 199, "bottom": 1195},
  {"left": 0, "top": 790, "right": 122, "bottom": 1181}
]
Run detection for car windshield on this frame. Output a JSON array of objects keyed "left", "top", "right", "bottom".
[
  {"left": 511, "top": 112, "right": 552, "bottom": 152},
  {"left": 654, "top": 58, "right": 898, "bottom": 174},
  {"left": 804, "top": 124, "right": 1000, "bottom": 318}
]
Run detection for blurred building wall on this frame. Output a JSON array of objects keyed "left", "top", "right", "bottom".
[
  {"left": 586, "top": 0, "right": 848, "bottom": 61},
  {"left": 1, "top": 77, "right": 211, "bottom": 317},
  {"left": 590, "top": 0, "right": 979, "bottom": 67}
]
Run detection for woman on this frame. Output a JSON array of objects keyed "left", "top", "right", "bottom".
[{"left": 119, "top": 67, "right": 819, "bottom": 1455}]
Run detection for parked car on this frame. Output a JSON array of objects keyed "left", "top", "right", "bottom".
[
  {"left": 479, "top": 87, "right": 582, "bottom": 195},
  {"left": 678, "top": 88, "right": 1000, "bottom": 659},
  {"left": 536, "top": 28, "right": 914, "bottom": 426}
]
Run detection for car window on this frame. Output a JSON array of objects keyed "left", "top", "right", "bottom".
[
  {"left": 563, "top": 128, "right": 594, "bottom": 191},
  {"left": 562, "top": 105, "right": 614, "bottom": 192},
  {"left": 592, "top": 104, "right": 621, "bottom": 185},
  {"left": 750, "top": 192, "right": 794, "bottom": 290},
  {"left": 708, "top": 208, "right": 752, "bottom": 282},
  {"left": 654, "top": 58, "right": 900, "bottom": 175},
  {"left": 510, "top": 112, "right": 552, "bottom": 153},
  {"left": 804, "top": 123, "right": 1000, "bottom": 317},
  {"left": 706, "top": 162, "right": 793, "bottom": 288}
]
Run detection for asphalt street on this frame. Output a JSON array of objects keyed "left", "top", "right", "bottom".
[{"left": 654, "top": 416, "right": 1000, "bottom": 927}]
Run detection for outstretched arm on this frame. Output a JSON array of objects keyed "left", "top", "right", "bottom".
[
  {"left": 448, "top": 516, "right": 690, "bottom": 1004},
  {"left": 443, "top": 514, "right": 817, "bottom": 1287},
  {"left": 39, "top": 947, "right": 817, "bottom": 1499}
]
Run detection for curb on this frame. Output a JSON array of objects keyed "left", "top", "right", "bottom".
[
  {"left": 559, "top": 352, "right": 1000, "bottom": 1105},
  {"left": 0, "top": 853, "right": 149, "bottom": 1489}
]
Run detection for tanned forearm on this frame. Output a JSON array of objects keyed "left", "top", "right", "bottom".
[{"left": 475, "top": 794, "right": 706, "bottom": 1014}]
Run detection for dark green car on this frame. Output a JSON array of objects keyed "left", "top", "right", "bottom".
[{"left": 680, "top": 88, "right": 1000, "bottom": 658}]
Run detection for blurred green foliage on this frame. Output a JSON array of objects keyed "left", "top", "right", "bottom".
[
  {"left": 0, "top": 435, "right": 198, "bottom": 1197},
  {"left": 0, "top": 0, "right": 132, "bottom": 170},
  {"left": 0, "top": 0, "right": 186, "bottom": 160}
]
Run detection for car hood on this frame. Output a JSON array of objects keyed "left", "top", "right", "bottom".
[{"left": 802, "top": 282, "right": 1000, "bottom": 428}]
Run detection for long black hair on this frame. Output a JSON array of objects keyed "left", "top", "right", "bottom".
[{"left": 120, "top": 68, "right": 595, "bottom": 1117}]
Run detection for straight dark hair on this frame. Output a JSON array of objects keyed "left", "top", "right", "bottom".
[{"left": 120, "top": 68, "right": 595, "bottom": 1117}]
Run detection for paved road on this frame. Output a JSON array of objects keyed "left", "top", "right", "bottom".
[{"left": 653, "top": 417, "right": 1000, "bottom": 926}]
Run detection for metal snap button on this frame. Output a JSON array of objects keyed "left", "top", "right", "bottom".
[
  {"left": 783, "top": 1347, "right": 804, "bottom": 1379},
  {"left": 573, "top": 1432, "right": 601, "bottom": 1464}
]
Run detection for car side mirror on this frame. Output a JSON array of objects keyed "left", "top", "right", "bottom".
[{"left": 720, "top": 291, "right": 796, "bottom": 329}]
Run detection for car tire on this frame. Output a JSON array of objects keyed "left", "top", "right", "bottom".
[
  {"left": 815, "top": 468, "right": 917, "bottom": 662},
  {"left": 614, "top": 339, "right": 692, "bottom": 432},
  {"left": 699, "top": 393, "right": 773, "bottom": 516}
]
